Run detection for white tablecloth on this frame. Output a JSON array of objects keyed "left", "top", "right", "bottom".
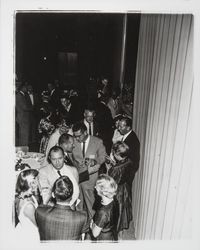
[{"left": 20, "top": 152, "right": 44, "bottom": 169}]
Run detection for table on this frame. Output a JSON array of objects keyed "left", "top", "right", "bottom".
[{"left": 19, "top": 152, "right": 45, "bottom": 169}]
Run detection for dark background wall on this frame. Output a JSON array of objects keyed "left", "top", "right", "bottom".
[{"left": 15, "top": 12, "right": 140, "bottom": 93}]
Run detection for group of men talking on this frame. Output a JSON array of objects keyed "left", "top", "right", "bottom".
[{"left": 35, "top": 115, "right": 140, "bottom": 240}]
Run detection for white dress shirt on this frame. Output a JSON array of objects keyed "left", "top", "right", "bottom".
[
  {"left": 121, "top": 130, "right": 132, "bottom": 142},
  {"left": 81, "top": 135, "right": 90, "bottom": 156},
  {"left": 84, "top": 120, "right": 93, "bottom": 136}
]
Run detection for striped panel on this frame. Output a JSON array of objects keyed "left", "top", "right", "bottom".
[{"left": 132, "top": 14, "right": 193, "bottom": 239}]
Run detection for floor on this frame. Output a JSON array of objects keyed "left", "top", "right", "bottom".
[{"left": 120, "top": 220, "right": 136, "bottom": 241}]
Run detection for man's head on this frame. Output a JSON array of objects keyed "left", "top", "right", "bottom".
[
  {"left": 72, "top": 122, "right": 88, "bottom": 143},
  {"left": 111, "top": 87, "right": 120, "bottom": 99},
  {"left": 47, "top": 82, "right": 55, "bottom": 92},
  {"left": 48, "top": 146, "right": 65, "bottom": 170},
  {"left": 118, "top": 117, "right": 132, "bottom": 135},
  {"left": 60, "top": 94, "right": 71, "bottom": 108},
  {"left": 19, "top": 83, "right": 28, "bottom": 93},
  {"left": 26, "top": 84, "right": 33, "bottom": 94},
  {"left": 58, "top": 133, "right": 74, "bottom": 153},
  {"left": 52, "top": 176, "right": 73, "bottom": 203},
  {"left": 84, "top": 108, "right": 95, "bottom": 124}
]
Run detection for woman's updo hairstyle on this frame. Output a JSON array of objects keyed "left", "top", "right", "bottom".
[{"left": 95, "top": 174, "right": 117, "bottom": 199}]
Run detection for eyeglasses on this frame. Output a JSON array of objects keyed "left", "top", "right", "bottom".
[{"left": 74, "top": 133, "right": 83, "bottom": 138}]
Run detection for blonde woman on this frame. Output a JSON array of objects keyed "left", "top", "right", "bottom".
[{"left": 90, "top": 174, "right": 118, "bottom": 241}]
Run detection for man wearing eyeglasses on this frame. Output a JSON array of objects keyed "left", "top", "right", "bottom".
[{"left": 72, "top": 122, "right": 106, "bottom": 219}]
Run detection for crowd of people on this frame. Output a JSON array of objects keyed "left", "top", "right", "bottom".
[{"left": 15, "top": 77, "right": 140, "bottom": 242}]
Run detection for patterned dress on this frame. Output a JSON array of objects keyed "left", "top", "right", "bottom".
[{"left": 38, "top": 117, "right": 55, "bottom": 154}]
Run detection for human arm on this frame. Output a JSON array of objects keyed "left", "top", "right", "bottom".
[
  {"left": 67, "top": 173, "right": 80, "bottom": 207},
  {"left": 70, "top": 166, "right": 79, "bottom": 183},
  {"left": 38, "top": 171, "right": 52, "bottom": 205},
  {"left": 23, "top": 202, "right": 37, "bottom": 226},
  {"left": 96, "top": 139, "right": 106, "bottom": 165},
  {"left": 90, "top": 209, "right": 108, "bottom": 238},
  {"left": 90, "top": 220, "right": 102, "bottom": 238}
]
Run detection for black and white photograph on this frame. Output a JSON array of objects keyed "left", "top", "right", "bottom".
[{"left": 0, "top": 0, "right": 199, "bottom": 249}]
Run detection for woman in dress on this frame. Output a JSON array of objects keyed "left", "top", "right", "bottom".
[
  {"left": 38, "top": 106, "right": 55, "bottom": 154},
  {"left": 15, "top": 168, "right": 40, "bottom": 242},
  {"left": 90, "top": 174, "right": 118, "bottom": 241},
  {"left": 106, "top": 141, "right": 133, "bottom": 235}
]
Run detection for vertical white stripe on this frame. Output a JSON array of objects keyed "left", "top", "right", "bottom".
[{"left": 132, "top": 14, "right": 193, "bottom": 239}]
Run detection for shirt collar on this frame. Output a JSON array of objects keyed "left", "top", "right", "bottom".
[
  {"left": 50, "top": 88, "right": 55, "bottom": 95},
  {"left": 55, "top": 203, "right": 72, "bottom": 210},
  {"left": 123, "top": 130, "right": 132, "bottom": 141},
  {"left": 84, "top": 135, "right": 90, "bottom": 144}
]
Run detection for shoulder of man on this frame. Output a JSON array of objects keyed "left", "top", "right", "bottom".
[
  {"left": 39, "top": 164, "right": 53, "bottom": 174},
  {"left": 35, "top": 204, "right": 54, "bottom": 216},
  {"left": 90, "top": 135, "right": 103, "bottom": 144}
]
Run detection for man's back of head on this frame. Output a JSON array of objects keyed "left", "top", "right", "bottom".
[{"left": 52, "top": 176, "right": 73, "bottom": 203}]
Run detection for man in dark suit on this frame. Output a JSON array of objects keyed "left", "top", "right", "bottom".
[
  {"left": 48, "top": 82, "right": 60, "bottom": 110},
  {"left": 118, "top": 116, "right": 140, "bottom": 186},
  {"left": 94, "top": 95, "right": 113, "bottom": 154},
  {"left": 26, "top": 83, "right": 40, "bottom": 149},
  {"left": 15, "top": 83, "right": 33, "bottom": 146},
  {"left": 35, "top": 176, "right": 89, "bottom": 240},
  {"left": 58, "top": 94, "right": 83, "bottom": 125},
  {"left": 72, "top": 122, "right": 106, "bottom": 219}
]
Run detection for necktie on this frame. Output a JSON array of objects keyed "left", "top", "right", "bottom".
[
  {"left": 82, "top": 141, "right": 85, "bottom": 158},
  {"left": 57, "top": 170, "right": 62, "bottom": 177},
  {"left": 89, "top": 123, "right": 92, "bottom": 135},
  {"left": 65, "top": 153, "right": 73, "bottom": 166}
]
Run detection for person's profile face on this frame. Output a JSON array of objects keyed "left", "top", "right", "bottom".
[
  {"left": 61, "top": 98, "right": 70, "bottom": 107},
  {"left": 26, "top": 174, "right": 38, "bottom": 193},
  {"left": 50, "top": 150, "right": 64, "bottom": 170},
  {"left": 61, "top": 137, "right": 74, "bottom": 153},
  {"left": 74, "top": 129, "right": 87, "bottom": 143},
  {"left": 118, "top": 120, "right": 128, "bottom": 135}
]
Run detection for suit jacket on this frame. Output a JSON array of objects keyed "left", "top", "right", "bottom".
[
  {"left": 72, "top": 135, "right": 106, "bottom": 189},
  {"left": 94, "top": 101, "right": 114, "bottom": 153},
  {"left": 64, "top": 152, "right": 90, "bottom": 184},
  {"left": 49, "top": 88, "right": 60, "bottom": 109},
  {"left": 81, "top": 119, "right": 100, "bottom": 137},
  {"left": 16, "top": 91, "right": 33, "bottom": 124},
  {"left": 35, "top": 204, "right": 89, "bottom": 240},
  {"left": 123, "top": 130, "right": 140, "bottom": 183},
  {"left": 58, "top": 102, "right": 83, "bottom": 125},
  {"left": 38, "top": 163, "right": 79, "bottom": 205}
]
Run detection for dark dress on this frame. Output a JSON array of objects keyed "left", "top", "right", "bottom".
[
  {"left": 108, "top": 158, "right": 133, "bottom": 232},
  {"left": 93, "top": 200, "right": 118, "bottom": 241}
]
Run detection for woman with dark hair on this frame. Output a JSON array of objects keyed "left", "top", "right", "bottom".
[
  {"left": 15, "top": 168, "right": 40, "bottom": 242},
  {"left": 38, "top": 106, "right": 55, "bottom": 154},
  {"left": 106, "top": 141, "right": 133, "bottom": 237}
]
